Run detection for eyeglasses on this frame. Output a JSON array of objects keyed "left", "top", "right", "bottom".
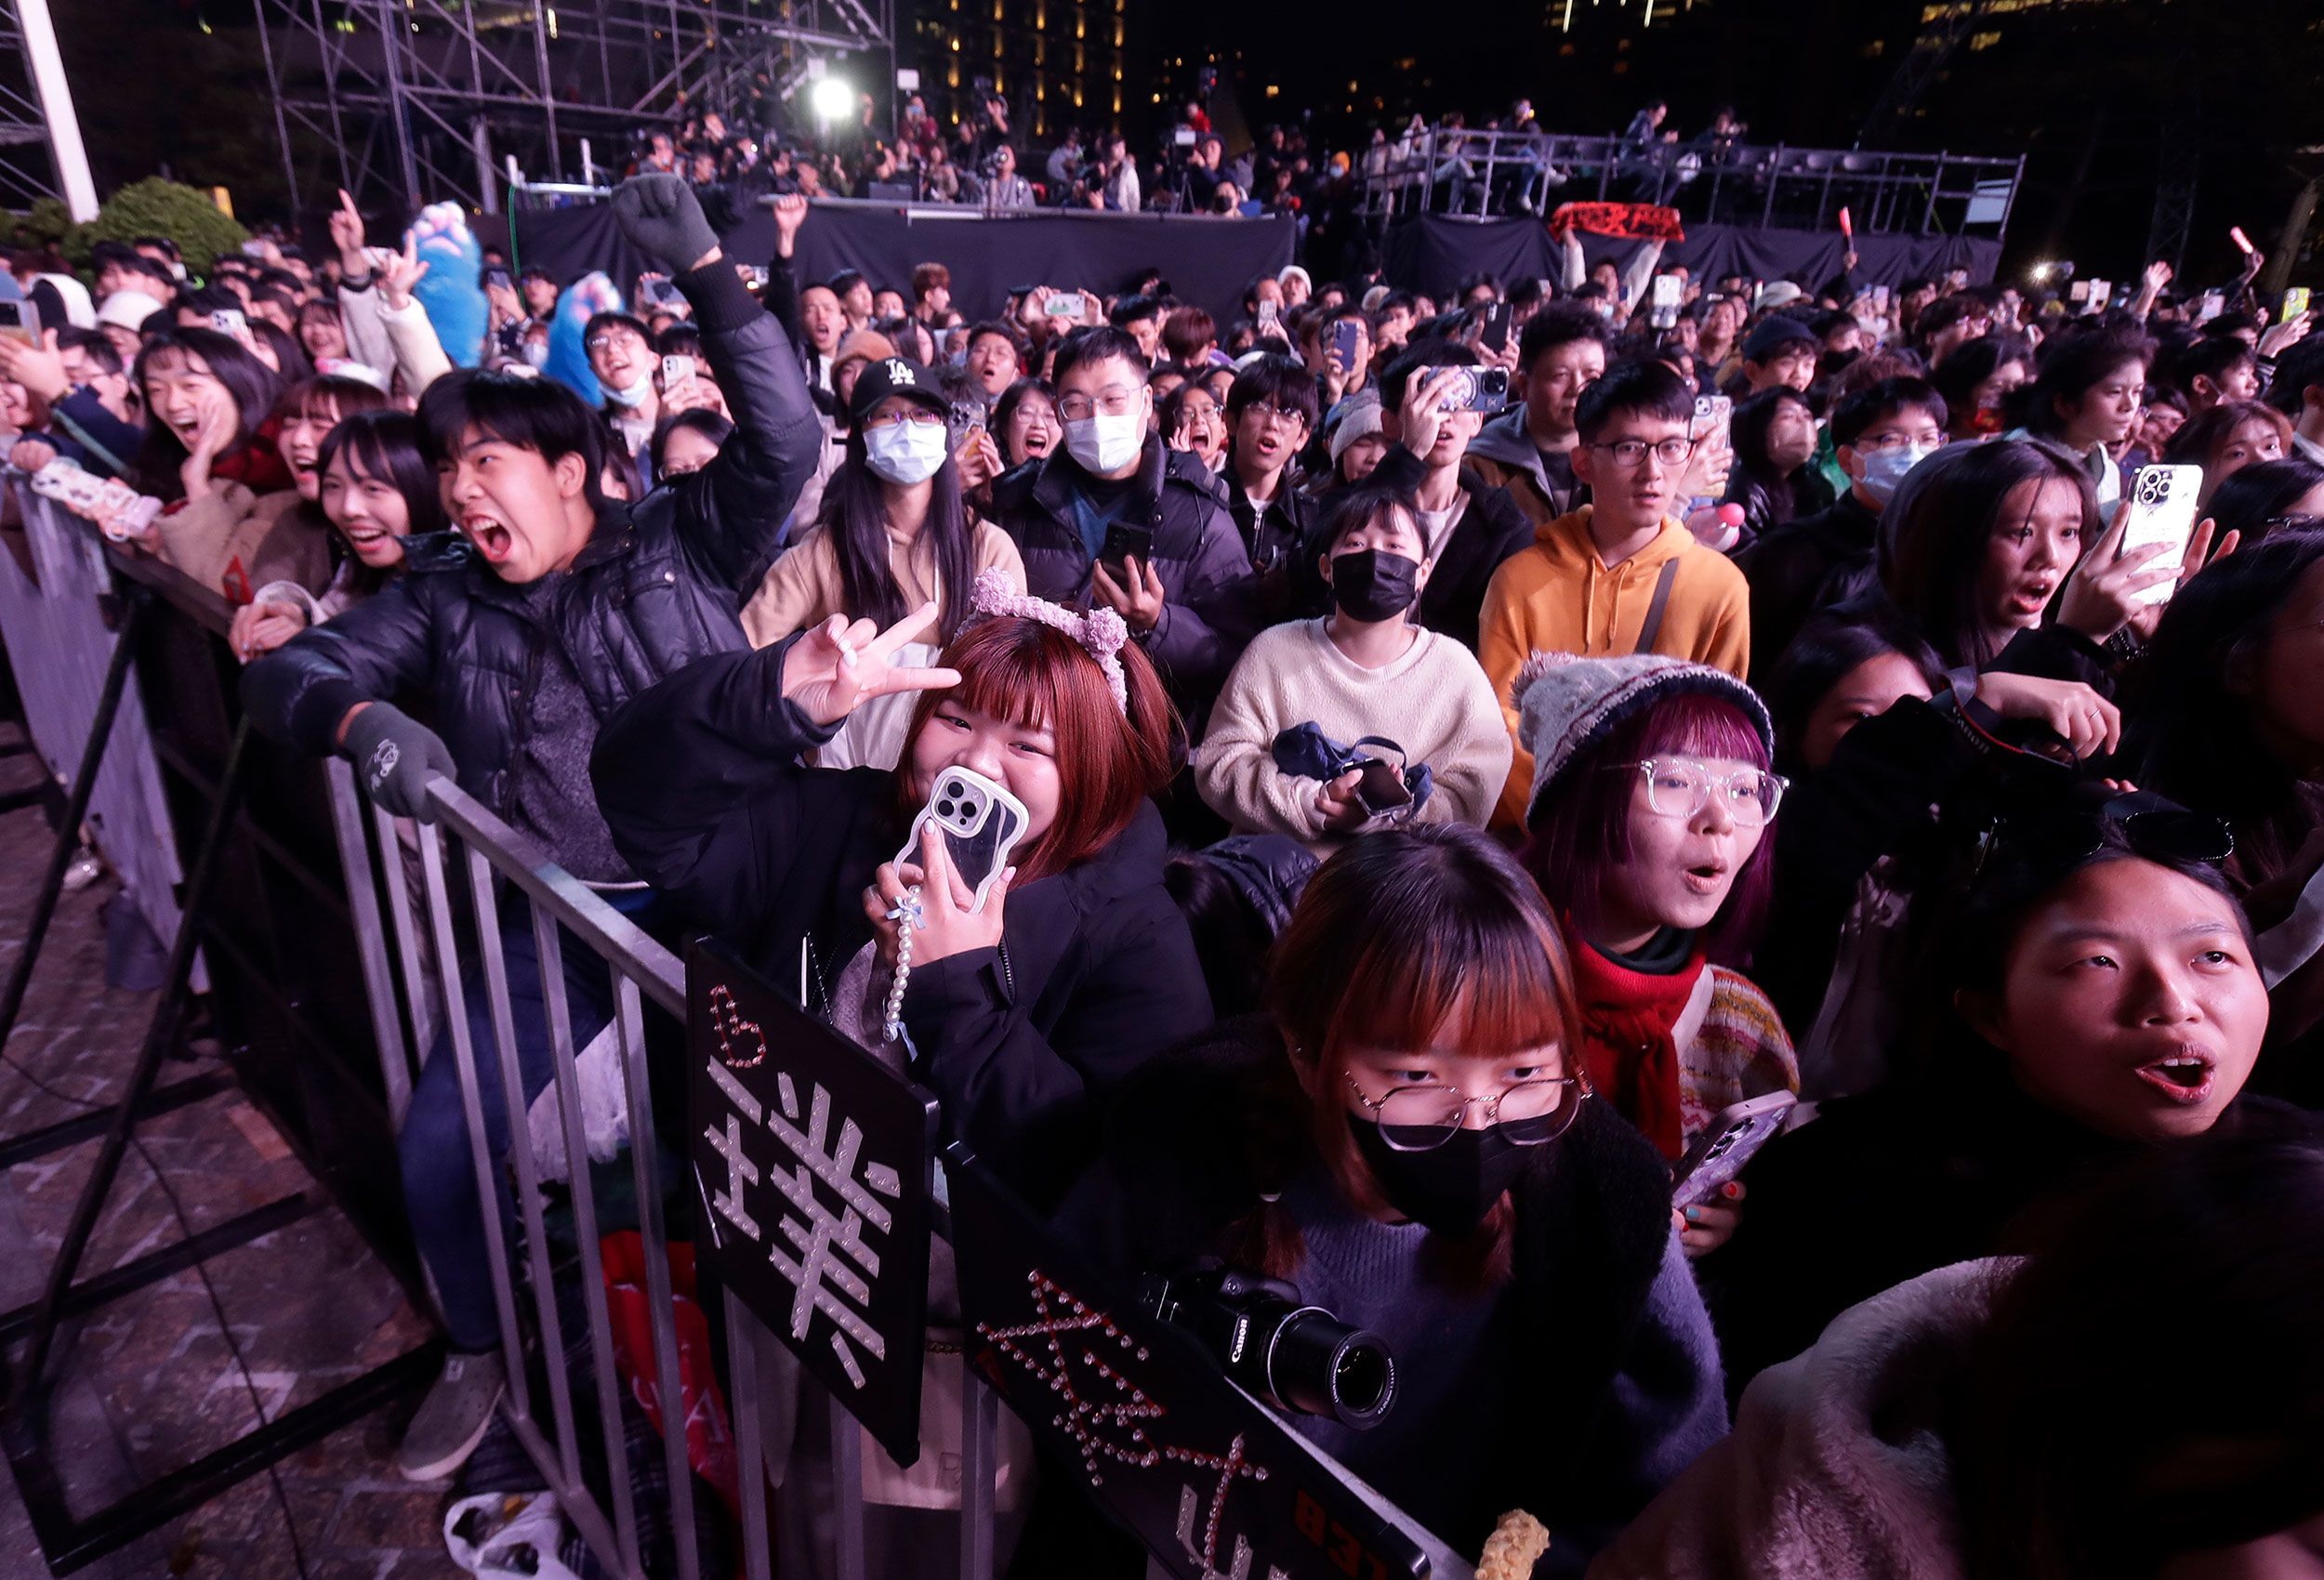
[
  {"left": 861, "top": 407, "right": 944, "bottom": 429},
  {"left": 1612, "top": 757, "right": 1788, "bottom": 826},
  {"left": 1056, "top": 390, "right": 1142, "bottom": 421},
  {"left": 1856, "top": 429, "right": 1947, "bottom": 453},
  {"left": 1241, "top": 402, "right": 1309, "bottom": 428},
  {"left": 1345, "top": 1072, "right": 1591, "bottom": 1152},
  {"left": 1971, "top": 792, "right": 2234, "bottom": 884},
  {"left": 1585, "top": 436, "right": 1696, "bottom": 468}
]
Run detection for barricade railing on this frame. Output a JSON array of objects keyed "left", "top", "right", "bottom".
[
  {"left": 332, "top": 759, "right": 1463, "bottom": 1579},
  {"left": 1356, "top": 123, "right": 2024, "bottom": 241}
]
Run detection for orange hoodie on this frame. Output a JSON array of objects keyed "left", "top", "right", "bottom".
[{"left": 1478, "top": 506, "right": 1751, "bottom": 827}]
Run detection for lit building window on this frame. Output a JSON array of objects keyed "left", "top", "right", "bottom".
[
  {"left": 1111, "top": 19, "right": 1121, "bottom": 44},
  {"left": 1111, "top": 86, "right": 1120, "bottom": 112}
]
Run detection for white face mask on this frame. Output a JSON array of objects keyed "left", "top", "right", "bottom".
[
  {"left": 604, "top": 372, "right": 654, "bottom": 409},
  {"left": 1063, "top": 411, "right": 1143, "bottom": 474},
  {"left": 864, "top": 419, "right": 949, "bottom": 484},
  {"left": 1856, "top": 442, "right": 1932, "bottom": 507}
]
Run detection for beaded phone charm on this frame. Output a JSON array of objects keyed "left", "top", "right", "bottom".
[{"left": 873, "top": 573, "right": 1124, "bottom": 1044}]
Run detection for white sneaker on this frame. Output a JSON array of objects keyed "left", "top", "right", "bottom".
[{"left": 396, "top": 1350, "right": 506, "bottom": 1482}]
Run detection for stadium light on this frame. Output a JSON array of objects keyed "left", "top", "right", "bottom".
[{"left": 812, "top": 74, "right": 854, "bottom": 125}]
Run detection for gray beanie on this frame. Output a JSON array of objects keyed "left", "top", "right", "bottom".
[{"left": 1512, "top": 651, "right": 1773, "bottom": 828}]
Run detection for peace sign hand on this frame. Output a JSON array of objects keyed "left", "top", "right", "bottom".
[{"left": 781, "top": 601, "right": 961, "bottom": 727}]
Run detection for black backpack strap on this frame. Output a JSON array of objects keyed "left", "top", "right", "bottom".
[{"left": 1634, "top": 557, "right": 1681, "bottom": 655}]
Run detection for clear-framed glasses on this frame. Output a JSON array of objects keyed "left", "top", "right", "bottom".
[
  {"left": 1612, "top": 757, "right": 1789, "bottom": 826},
  {"left": 1344, "top": 1072, "right": 1591, "bottom": 1152},
  {"left": 1056, "top": 389, "right": 1142, "bottom": 422},
  {"left": 1586, "top": 435, "right": 1695, "bottom": 468}
]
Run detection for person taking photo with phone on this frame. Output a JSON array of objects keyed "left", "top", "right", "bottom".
[
  {"left": 594, "top": 574, "right": 1204, "bottom": 1211},
  {"left": 1477, "top": 359, "right": 1751, "bottom": 827},
  {"left": 1465, "top": 305, "right": 1611, "bottom": 529},
  {"left": 742, "top": 356, "right": 1025, "bottom": 769},
  {"left": 1335, "top": 341, "right": 1535, "bottom": 653},
  {"left": 1195, "top": 483, "right": 1512, "bottom": 852},
  {"left": 241, "top": 174, "right": 821, "bottom": 1485}
]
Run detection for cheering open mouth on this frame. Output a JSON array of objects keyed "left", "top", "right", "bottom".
[
  {"left": 463, "top": 516, "right": 516, "bottom": 564},
  {"left": 2133, "top": 1049, "right": 2217, "bottom": 1106}
]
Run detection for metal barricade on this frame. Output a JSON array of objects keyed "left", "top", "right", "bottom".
[
  {"left": 331, "top": 762, "right": 1011, "bottom": 1580},
  {"left": 329, "top": 760, "right": 1460, "bottom": 1580},
  {"left": 0, "top": 498, "right": 191, "bottom": 967}
]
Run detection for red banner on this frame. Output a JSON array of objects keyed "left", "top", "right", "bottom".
[{"left": 1549, "top": 202, "right": 1686, "bottom": 242}]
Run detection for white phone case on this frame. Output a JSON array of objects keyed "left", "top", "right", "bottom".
[
  {"left": 2120, "top": 464, "right": 2203, "bottom": 608},
  {"left": 893, "top": 766, "right": 1028, "bottom": 915}
]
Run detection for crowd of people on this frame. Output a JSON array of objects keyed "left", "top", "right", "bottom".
[{"left": 11, "top": 154, "right": 2324, "bottom": 1579}]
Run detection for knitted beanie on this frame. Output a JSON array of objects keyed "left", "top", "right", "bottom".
[
  {"left": 1512, "top": 651, "right": 1774, "bottom": 828},
  {"left": 1327, "top": 388, "right": 1385, "bottom": 465}
]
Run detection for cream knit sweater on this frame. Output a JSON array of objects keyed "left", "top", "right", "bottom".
[{"left": 1195, "top": 617, "right": 1513, "bottom": 851}]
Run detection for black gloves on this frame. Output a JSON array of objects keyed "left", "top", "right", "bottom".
[
  {"left": 613, "top": 174, "right": 721, "bottom": 276},
  {"left": 341, "top": 702, "right": 456, "bottom": 821}
]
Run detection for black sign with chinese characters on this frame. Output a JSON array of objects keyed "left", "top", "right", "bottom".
[
  {"left": 687, "top": 940, "right": 939, "bottom": 1466},
  {"left": 946, "top": 1146, "right": 1435, "bottom": 1580}
]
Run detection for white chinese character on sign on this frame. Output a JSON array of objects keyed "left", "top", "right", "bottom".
[{"left": 701, "top": 1051, "right": 903, "bottom": 1389}]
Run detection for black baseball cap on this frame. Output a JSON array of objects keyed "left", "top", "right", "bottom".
[{"left": 847, "top": 356, "right": 948, "bottom": 426}]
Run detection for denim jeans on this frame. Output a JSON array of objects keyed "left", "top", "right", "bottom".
[{"left": 399, "top": 885, "right": 663, "bottom": 1351}]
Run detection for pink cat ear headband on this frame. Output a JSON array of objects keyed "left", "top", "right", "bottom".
[{"left": 969, "top": 568, "right": 1129, "bottom": 713}]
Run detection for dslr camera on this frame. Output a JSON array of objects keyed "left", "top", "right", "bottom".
[{"left": 1135, "top": 1265, "right": 1397, "bottom": 1429}]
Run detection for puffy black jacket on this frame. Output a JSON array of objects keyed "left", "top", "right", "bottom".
[
  {"left": 990, "top": 434, "right": 1261, "bottom": 718},
  {"left": 242, "top": 261, "right": 821, "bottom": 815},
  {"left": 590, "top": 635, "right": 1215, "bottom": 1209}
]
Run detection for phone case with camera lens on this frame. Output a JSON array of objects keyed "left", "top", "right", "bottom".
[{"left": 894, "top": 767, "right": 1029, "bottom": 914}]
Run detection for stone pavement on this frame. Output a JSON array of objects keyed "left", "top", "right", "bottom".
[{"left": 0, "top": 722, "right": 465, "bottom": 1580}]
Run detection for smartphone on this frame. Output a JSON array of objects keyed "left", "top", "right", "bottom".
[
  {"left": 482, "top": 265, "right": 514, "bottom": 292},
  {"left": 0, "top": 296, "right": 38, "bottom": 349},
  {"left": 946, "top": 400, "right": 986, "bottom": 445},
  {"left": 1257, "top": 298, "right": 1282, "bottom": 329},
  {"left": 1044, "top": 292, "right": 1085, "bottom": 318},
  {"left": 1650, "top": 274, "right": 1684, "bottom": 310},
  {"left": 891, "top": 766, "right": 1027, "bottom": 915},
  {"left": 2119, "top": 464, "right": 2203, "bottom": 608},
  {"left": 209, "top": 307, "right": 246, "bottom": 339},
  {"left": 1353, "top": 757, "right": 1413, "bottom": 820},
  {"left": 1329, "top": 318, "right": 1363, "bottom": 374},
  {"left": 1099, "top": 521, "right": 1155, "bottom": 582},
  {"left": 1418, "top": 365, "right": 1509, "bottom": 413},
  {"left": 1690, "top": 392, "right": 1733, "bottom": 450},
  {"left": 2067, "top": 280, "right": 2091, "bottom": 304},
  {"left": 739, "top": 264, "right": 770, "bottom": 290},
  {"left": 1480, "top": 300, "right": 1513, "bottom": 353},
  {"left": 638, "top": 276, "right": 682, "bottom": 309},
  {"left": 1670, "top": 1091, "right": 1797, "bottom": 1209},
  {"left": 660, "top": 353, "right": 692, "bottom": 389},
  {"left": 2286, "top": 286, "right": 2312, "bottom": 323}
]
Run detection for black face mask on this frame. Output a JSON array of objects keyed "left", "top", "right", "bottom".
[
  {"left": 1350, "top": 1117, "right": 1534, "bottom": 1236},
  {"left": 1327, "top": 549, "right": 1422, "bottom": 623}
]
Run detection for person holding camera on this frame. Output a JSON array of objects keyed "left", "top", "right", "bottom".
[
  {"left": 1194, "top": 482, "right": 1512, "bottom": 852},
  {"left": 1062, "top": 825, "right": 1724, "bottom": 1570}
]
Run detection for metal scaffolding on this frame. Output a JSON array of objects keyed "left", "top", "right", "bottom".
[
  {"left": 0, "top": 0, "right": 66, "bottom": 208},
  {"left": 252, "top": 0, "right": 892, "bottom": 224}
]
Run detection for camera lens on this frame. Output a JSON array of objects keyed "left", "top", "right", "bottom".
[
  {"left": 938, "top": 798, "right": 957, "bottom": 817},
  {"left": 1264, "top": 1309, "right": 1397, "bottom": 1429}
]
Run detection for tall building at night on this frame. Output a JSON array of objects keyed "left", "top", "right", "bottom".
[{"left": 895, "top": 0, "right": 1146, "bottom": 140}]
